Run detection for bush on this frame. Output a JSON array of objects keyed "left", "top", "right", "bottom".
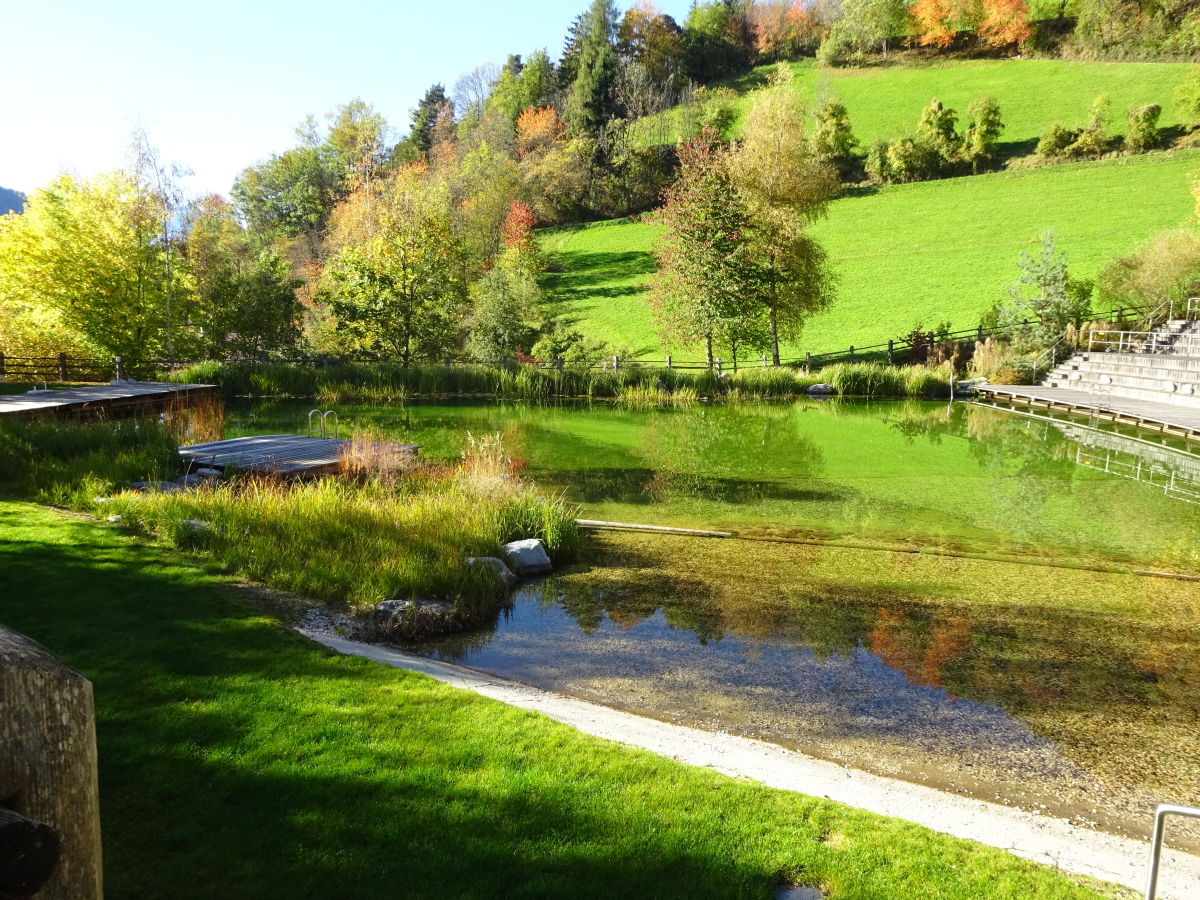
[
  {"left": 1125, "top": 104, "right": 1161, "bottom": 154},
  {"left": 1036, "top": 123, "right": 1077, "bottom": 158}
]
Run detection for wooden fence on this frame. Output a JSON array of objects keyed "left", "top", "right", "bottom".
[{"left": 0, "top": 304, "right": 1149, "bottom": 383}]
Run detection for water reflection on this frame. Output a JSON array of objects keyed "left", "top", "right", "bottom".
[{"left": 227, "top": 398, "right": 1200, "bottom": 569}]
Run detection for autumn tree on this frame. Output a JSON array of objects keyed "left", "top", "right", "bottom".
[
  {"left": 0, "top": 172, "right": 190, "bottom": 365},
  {"left": 650, "top": 131, "right": 765, "bottom": 366},
  {"left": 728, "top": 66, "right": 840, "bottom": 364},
  {"left": 466, "top": 204, "right": 544, "bottom": 362},
  {"left": 618, "top": 2, "right": 684, "bottom": 85},
  {"left": 186, "top": 195, "right": 302, "bottom": 358},
  {"left": 978, "top": 0, "right": 1031, "bottom": 48},
  {"left": 820, "top": 0, "right": 909, "bottom": 60},
  {"left": 748, "top": 0, "right": 822, "bottom": 59},
  {"left": 321, "top": 168, "right": 465, "bottom": 364}
]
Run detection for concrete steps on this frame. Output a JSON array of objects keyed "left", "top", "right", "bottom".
[{"left": 1041, "top": 320, "right": 1200, "bottom": 409}]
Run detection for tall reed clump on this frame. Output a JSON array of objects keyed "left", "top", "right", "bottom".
[
  {"left": 821, "top": 362, "right": 906, "bottom": 397},
  {"left": 99, "top": 434, "right": 580, "bottom": 614},
  {"left": 903, "top": 362, "right": 955, "bottom": 398},
  {"left": 0, "top": 418, "right": 181, "bottom": 502}
]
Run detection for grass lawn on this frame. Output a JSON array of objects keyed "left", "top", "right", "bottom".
[
  {"left": 0, "top": 499, "right": 1128, "bottom": 899},
  {"left": 539, "top": 149, "right": 1199, "bottom": 358},
  {"left": 635, "top": 58, "right": 1194, "bottom": 152}
]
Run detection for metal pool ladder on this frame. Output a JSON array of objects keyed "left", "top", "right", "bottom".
[
  {"left": 306, "top": 409, "right": 339, "bottom": 439},
  {"left": 1145, "top": 803, "right": 1200, "bottom": 899}
]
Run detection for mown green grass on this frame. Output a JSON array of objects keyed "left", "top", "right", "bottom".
[
  {"left": 0, "top": 499, "right": 1129, "bottom": 899},
  {"left": 539, "top": 149, "right": 1200, "bottom": 357},
  {"left": 636, "top": 58, "right": 1194, "bottom": 150}
]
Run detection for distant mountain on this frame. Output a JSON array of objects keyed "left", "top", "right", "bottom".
[{"left": 0, "top": 186, "right": 26, "bottom": 214}]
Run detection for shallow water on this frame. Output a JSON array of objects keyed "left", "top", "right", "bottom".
[
  {"left": 226, "top": 398, "right": 1200, "bottom": 839},
  {"left": 230, "top": 397, "right": 1200, "bottom": 569}
]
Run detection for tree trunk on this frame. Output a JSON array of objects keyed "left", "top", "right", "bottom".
[
  {"left": 705, "top": 334, "right": 714, "bottom": 369},
  {"left": 770, "top": 305, "right": 781, "bottom": 366},
  {"left": 0, "top": 627, "right": 102, "bottom": 899}
]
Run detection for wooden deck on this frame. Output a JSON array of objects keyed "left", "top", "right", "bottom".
[
  {"left": 976, "top": 384, "right": 1200, "bottom": 441},
  {"left": 179, "top": 434, "right": 419, "bottom": 477},
  {"left": 0, "top": 382, "right": 217, "bottom": 417}
]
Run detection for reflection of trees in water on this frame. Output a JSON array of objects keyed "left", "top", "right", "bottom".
[
  {"left": 639, "top": 405, "right": 827, "bottom": 504},
  {"left": 866, "top": 608, "right": 972, "bottom": 693}
]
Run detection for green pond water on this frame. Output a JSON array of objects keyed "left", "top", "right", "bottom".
[{"left": 227, "top": 398, "right": 1200, "bottom": 840}]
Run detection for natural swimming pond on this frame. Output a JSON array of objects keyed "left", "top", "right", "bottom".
[{"left": 227, "top": 398, "right": 1200, "bottom": 841}]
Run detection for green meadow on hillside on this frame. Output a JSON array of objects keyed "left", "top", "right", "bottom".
[
  {"left": 635, "top": 58, "right": 1195, "bottom": 151},
  {"left": 539, "top": 149, "right": 1200, "bottom": 358}
]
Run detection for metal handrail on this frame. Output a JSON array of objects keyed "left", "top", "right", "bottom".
[
  {"left": 1145, "top": 803, "right": 1200, "bottom": 899},
  {"left": 306, "top": 409, "right": 322, "bottom": 437},
  {"left": 1188, "top": 297, "right": 1200, "bottom": 320},
  {"left": 1087, "top": 330, "right": 1200, "bottom": 355},
  {"left": 321, "top": 410, "right": 338, "bottom": 439}
]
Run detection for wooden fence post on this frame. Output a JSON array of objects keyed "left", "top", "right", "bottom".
[
  {"left": 665, "top": 354, "right": 672, "bottom": 369},
  {"left": 977, "top": 325, "right": 984, "bottom": 342},
  {"left": 715, "top": 357, "right": 722, "bottom": 375},
  {"left": 57, "top": 353, "right": 68, "bottom": 381},
  {"left": 887, "top": 340, "right": 894, "bottom": 364},
  {"left": 0, "top": 351, "right": 6, "bottom": 381},
  {"left": 0, "top": 627, "right": 102, "bottom": 899},
  {"left": 555, "top": 356, "right": 564, "bottom": 373},
  {"left": 805, "top": 352, "right": 811, "bottom": 373},
  {"left": 848, "top": 345, "right": 855, "bottom": 359},
  {"left": 113, "top": 356, "right": 124, "bottom": 381},
  {"left": 761, "top": 355, "right": 767, "bottom": 368},
  {"left": 612, "top": 355, "right": 619, "bottom": 372}
]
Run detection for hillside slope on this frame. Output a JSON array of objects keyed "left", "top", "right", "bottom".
[
  {"left": 636, "top": 59, "right": 1193, "bottom": 153},
  {"left": 539, "top": 148, "right": 1200, "bottom": 358}
]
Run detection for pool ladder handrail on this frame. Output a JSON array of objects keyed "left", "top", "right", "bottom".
[
  {"left": 1145, "top": 803, "right": 1200, "bottom": 899},
  {"left": 306, "top": 409, "right": 339, "bottom": 439}
]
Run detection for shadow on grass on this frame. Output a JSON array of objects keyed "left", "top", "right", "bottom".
[{"left": 0, "top": 505, "right": 804, "bottom": 899}]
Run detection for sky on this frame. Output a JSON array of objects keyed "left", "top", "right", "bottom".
[{"left": 3, "top": 0, "right": 695, "bottom": 198}]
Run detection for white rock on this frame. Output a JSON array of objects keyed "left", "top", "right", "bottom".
[
  {"left": 106, "top": 515, "right": 122, "bottom": 524},
  {"left": 465, "top": 556, "right": 518, "bottom": 591},
  {"left": 180, "top": 519, "right": 211, "bottom": 536},
  {"left": 501, "top": 538, "right": 553, "bottom": 575},
  {"left": 93, "top": 497, "right": 112, "bottom": 505}
]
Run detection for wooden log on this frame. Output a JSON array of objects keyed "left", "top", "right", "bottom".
[
  {"left": 0, "top": 627, "right": 102, "bottom": 899},
  {"left": 0, "top": 808, "right": 61, "bottom": 896}
]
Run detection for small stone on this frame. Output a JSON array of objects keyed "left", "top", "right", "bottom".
[
  {"left": 806, "top": 383, "right": 836, "bottom": 395},
  {"left": 465, "top": 556, "right": 518, "bottom": 591},
  {"left": 180, "top": 519, "right": 211, "bottom": 536},
  {"left": 177, "top": 473, "right": 207, "bottom": 487},
  {"left": 106, "top": 515, "right": 122, "bottom": 524},
  {"left": 194, "top": 467, "right": 222, "bottom": 478},
  {"left": 93, "top": 497, "right": 112, "bottom": 505},
  {"left": 501, "top": 538, "right": 553, "bottom": 575}
]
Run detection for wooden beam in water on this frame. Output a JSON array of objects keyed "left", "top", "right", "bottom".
[{"left": 575, "top": 519, "right": 732, "bottom": 538}]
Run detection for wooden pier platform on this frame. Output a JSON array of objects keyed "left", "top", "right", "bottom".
[
  {"left": 976, "top": 384, "right": 1200, "bottom": 441},
  {"left": 179, "top": 434, "right": 419, "bottom": 477},
  {"left": 0, "top": 382, "right": 217, "bottom": 418}
]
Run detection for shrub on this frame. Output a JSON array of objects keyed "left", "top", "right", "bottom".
[
  {"left": 1037, "top": 123, "right": 1077, "bottom": 158},
  {"left": 1125, "top": 104, "right": 1161, "bottom": 154}
]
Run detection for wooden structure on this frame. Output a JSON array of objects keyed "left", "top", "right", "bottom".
[
  {"left": 976, "top": 385, "right": 1200, "bottom": 442},
  {"left": 0, "top": 381, "right": 217, "bottom": 419},
  {"left": 179, "top": 434, "right": 419, "bottom": 477},
  {"left": 0, "top": 627, "right": 102, "bottom": 899}
]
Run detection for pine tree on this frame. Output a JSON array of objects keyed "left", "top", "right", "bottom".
[
  {"left": 565, "top": 0, "right": 620, "bottom": 136},
  {"left": 410, "top": 84, "right": 449, "bottom": 153}
]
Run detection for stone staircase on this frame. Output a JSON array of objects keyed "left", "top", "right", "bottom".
[{"left": 1044, "top": 319, "right": 1200, "bottom": 409}]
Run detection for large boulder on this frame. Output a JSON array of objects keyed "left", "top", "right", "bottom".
[
  {"left": 465, "top": 556, "right": 518, "bottom": 591},
  {"left": 501, "top": 538, "right": 553, "bottom": 575},
  {"left": 806, "top": 383, "right": 836, "bottom": 395}
]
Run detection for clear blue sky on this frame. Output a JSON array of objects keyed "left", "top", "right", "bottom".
[{"left": 4, "top": 0, "right": 695, "bottom": 197}]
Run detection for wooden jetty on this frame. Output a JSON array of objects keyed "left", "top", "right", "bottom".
[
  {"left": 0, "top": 382, "right": 217, "bottom": 418},
  {"left": 976, "top": 384, "right": 1200, "bottom": 442},
  {"left": 179, "top": 434, "right": 419, "bottom": 477}
]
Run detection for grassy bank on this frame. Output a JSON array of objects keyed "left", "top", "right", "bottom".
[
  {"left": 0, "top": 499, "right": 1128, "bottom": 899},
  {"left": 174, "top": 359, "right": 956, "bottom": 401},
  {"left": 539, "top": 150, "right": 1199, "bottom": 356},
  {"left": 0, "top": 419, "right": 579, "bottom": 613}
]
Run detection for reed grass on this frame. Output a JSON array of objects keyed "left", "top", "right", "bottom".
[
  {"left": 177, "top": 360, "right": 958, "bottom": 402},
  {"left": 96, "top": 434, "right": 580, "bottom": 612}
]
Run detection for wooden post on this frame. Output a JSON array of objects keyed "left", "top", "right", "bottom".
[
  {"left": 57, "top": 352, "right": 68, "bottom": 381},
  {"left": 715, "top": 357, "right": 722, "bottom": 375},
  {"left": 0, "top": 351, "right": 6, "bottom": 381},
  {"left": 612, "top": 355, "right": 620, "bottom": 372},
  {"left": 555, "top": 356, "right": 564, "bottom": 373},
  {"left": 805, "top": 351, "right": 811, "bottom": 373},
  {"left": 761, "top": 355, "right": 767, "bottom": 368},
  {"left": 848, "top": 345, "right": 855, "bottom": 359},
  {"left": 665, "top": 354, "right": 672, "bottom": 369},
  {"left": 887, "top": 340, "right": 894, "bottom": 364},
  {"left": 977, "top": 325, "right": 984, "bottom": 342},
  {"left": 113, "top": 356, "right": 124, "bottom": 381},
  {"left": 0, "top": 627, "right": 102, "bottom": 899}
]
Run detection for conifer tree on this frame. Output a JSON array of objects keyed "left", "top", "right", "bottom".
[{"left": 565, "top": 0, "right": 620, "bottom": 136}]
